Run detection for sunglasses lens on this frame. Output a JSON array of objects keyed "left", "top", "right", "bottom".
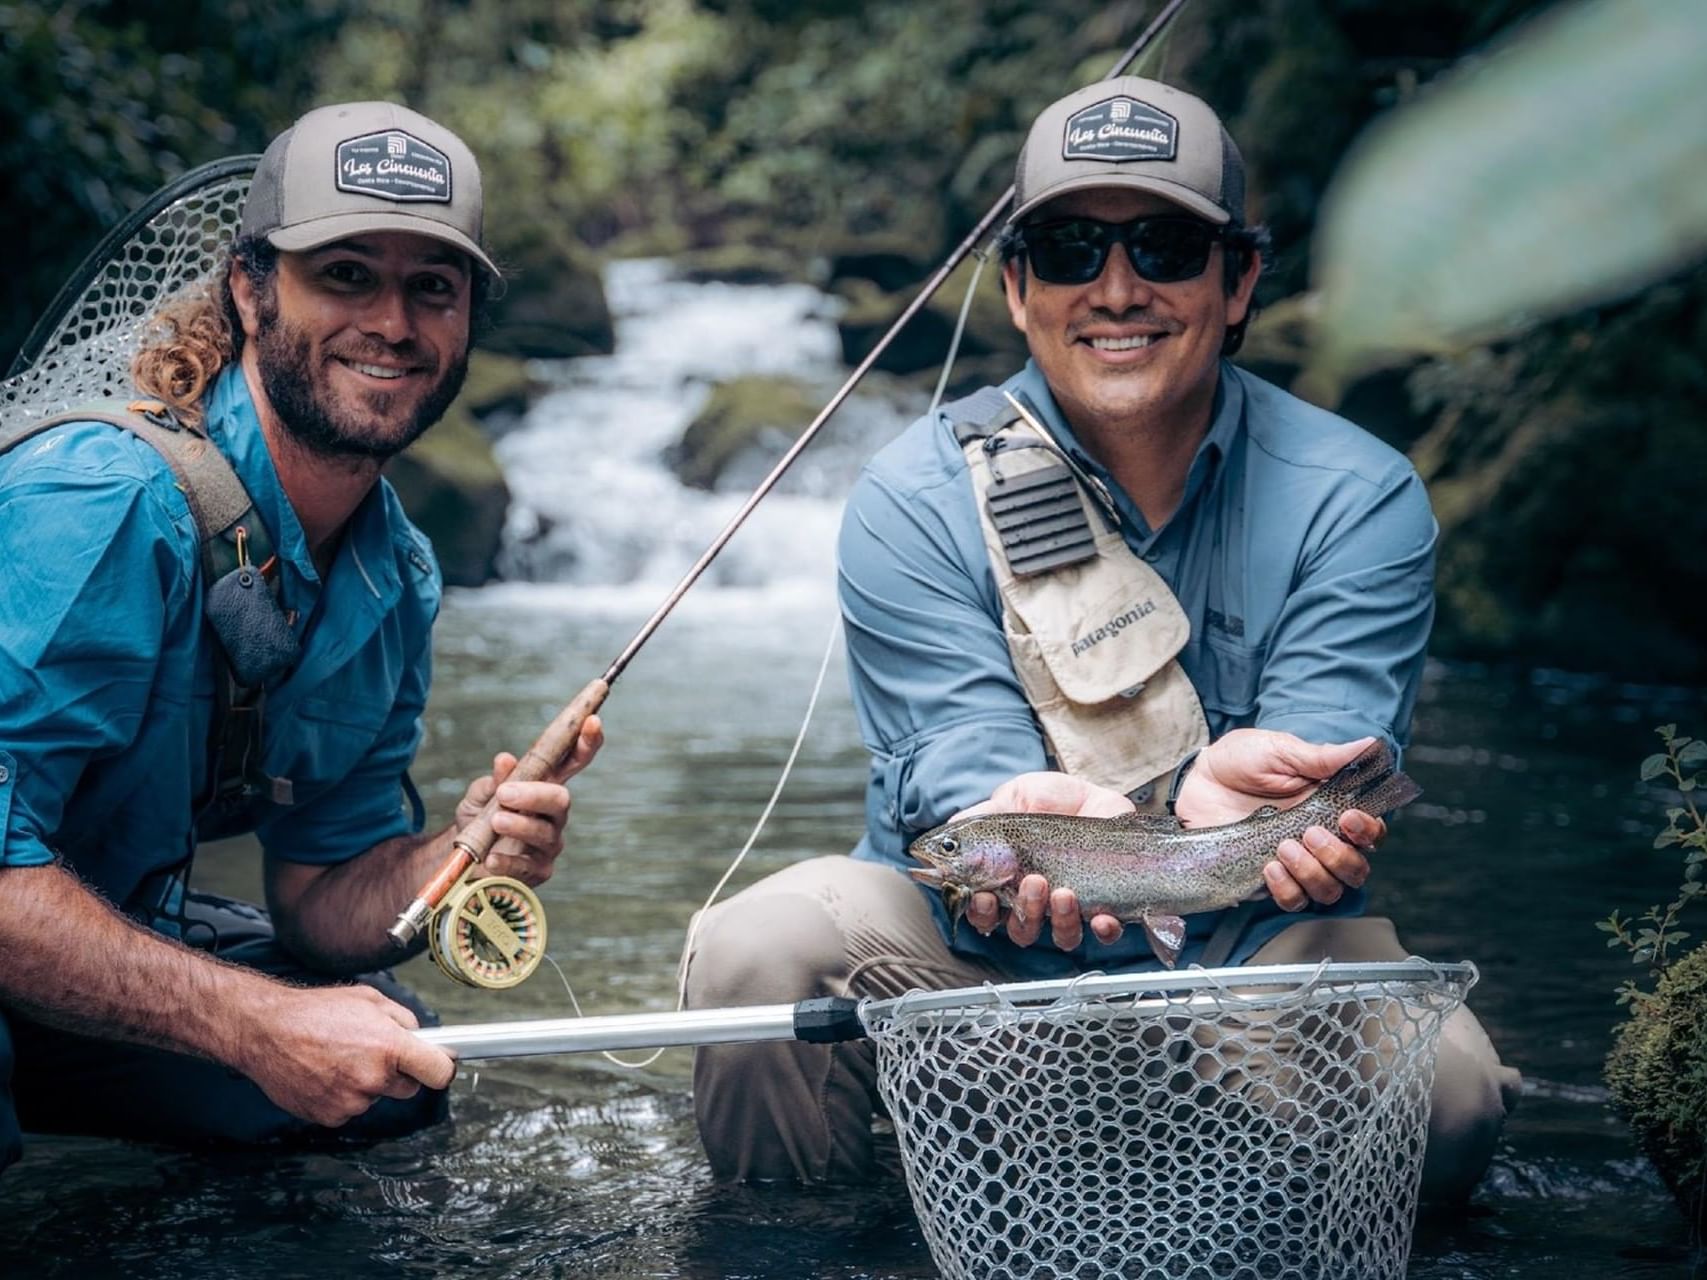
[
  {"left": 1024, "top": 222, "right": 1112, "bottom": 285},
  {"left": 1023, "top": 217, "right": 1219, "bottom": 285},
  {"left": 1130, "top": 219, "right": 1217, "bottom": 282}
]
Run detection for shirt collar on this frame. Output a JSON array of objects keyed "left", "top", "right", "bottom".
[
  {"left": 1003, "top": 358, "right": 1247, "bottom": 537},
  {"left": 202, "top": 364, "right": 400, "bottom": 604}
]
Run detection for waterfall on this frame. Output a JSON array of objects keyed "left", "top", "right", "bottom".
[{"left": 487, "top": 260, "right": 920, "bottom": 628}]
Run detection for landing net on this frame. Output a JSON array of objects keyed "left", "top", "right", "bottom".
[
  {"left": 0, "top": 162, "right": 252, "bottom": 422},
  {"left": 860, "top": 960, "right": 1474, "bottom": 1280}
]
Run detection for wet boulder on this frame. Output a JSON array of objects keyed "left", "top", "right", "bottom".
[
  {"left": 483, "top": 224, "right": 615, "bottom": 359},
  {"left": 666, "top": 374, "right": 819, "bottom": 491},
  {"left": 385, "top": 353, "right": 531, "bottom": 587}
]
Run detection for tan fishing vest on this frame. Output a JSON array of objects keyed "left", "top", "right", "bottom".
[{"left": 952, "top": 388, "right": 1209, "bottom": 811}]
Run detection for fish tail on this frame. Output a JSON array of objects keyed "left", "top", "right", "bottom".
[
  {"left": 1326, "top": 739, "right": 1422, "bottom": 818},
  {"left": 1349, "top": 768, "right": 1422, "bottom": 817}
]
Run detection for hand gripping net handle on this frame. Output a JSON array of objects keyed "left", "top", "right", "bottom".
[{"left": 859, "top": 960, "right": 1476, "bottom": 1280}]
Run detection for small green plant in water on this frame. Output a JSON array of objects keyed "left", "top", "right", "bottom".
[
  {"left": 1602, "top": 724, "right": 1707, "bottom": 1236},
  {"left": 1597, "top": 724, "right": 1707, "bottom": 1006}
]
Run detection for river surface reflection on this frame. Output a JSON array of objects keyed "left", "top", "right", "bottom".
[{"left": 4, "top": 265, "right": 1704, "bottom": 1278}]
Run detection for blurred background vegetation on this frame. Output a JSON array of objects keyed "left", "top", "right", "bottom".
[{"left": 3, "top": 0, "right": 1701, "bottom": 679}]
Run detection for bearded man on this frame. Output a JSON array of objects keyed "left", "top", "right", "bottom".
[{"left": 0, "top": 102, "right": 601, "bottom": 1173}]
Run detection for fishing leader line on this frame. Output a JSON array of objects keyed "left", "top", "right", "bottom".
[
  {"left": 539, "top": 612, "right": 843, "bottom": 1070},
  {"left": 531, "top": 247, "right": 966, "bottom": 1038},
  {"left": 531, "top": 242, "right": 994, "bottom": 1068}
]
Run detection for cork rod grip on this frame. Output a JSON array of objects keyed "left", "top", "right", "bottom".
[{"left": 387, "top": 677, "right": 610, "bottom": 946}]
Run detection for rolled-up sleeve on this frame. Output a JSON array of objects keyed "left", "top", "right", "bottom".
[
  {"left": 0, "top": 462, "right": 187, "bottom": 868},
  {"left": 837, "top": 462, "right": 1046, "bottom": 860},
  {"left": 1255, "top": 465, "right": 1437, "bottom": 752}
]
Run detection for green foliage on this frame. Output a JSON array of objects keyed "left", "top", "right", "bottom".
[
  {"left": 1598, "top": 726, "right": 1707, "bottom": 1008},
  {"left": 5, "top": 0, "right": 1573, "bottom": 374},
  {"left": 0, "top": 1, "right": 351, "bottom": 368}
]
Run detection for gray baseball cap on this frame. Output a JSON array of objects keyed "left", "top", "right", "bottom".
[
  {"left": 240, "top": 101, "right": 500, "bottom": 278},
  {"left": 1010, "top": 76, "right": 1245, "bottom": 227}
]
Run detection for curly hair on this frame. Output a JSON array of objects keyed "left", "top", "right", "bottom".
[
  {"left": 995, "top": 217, "right": 1272, "bottom": 357},
  {"left": 130, "top": 235, "right": 277, "bottom": 428}
]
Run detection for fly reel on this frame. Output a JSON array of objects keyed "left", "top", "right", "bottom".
[{"left": 426, "top": 872, "right": 547, "bottom": 989}]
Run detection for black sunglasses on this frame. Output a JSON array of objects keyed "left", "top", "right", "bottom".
[{"left": 1019, "top": 215, "right": 1224, "bottom": 286}]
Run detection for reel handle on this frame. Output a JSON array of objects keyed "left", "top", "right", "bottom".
[{"left": 387, "top": 676, "right": 610, "bottom": 948}]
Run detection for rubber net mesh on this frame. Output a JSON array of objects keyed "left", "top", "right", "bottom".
[
  {"left": 862, "top": 964, "right": 1472, "bottom": 1280},
  {"left": 0, "top": 170, "right": 251, "bottom": 422}
]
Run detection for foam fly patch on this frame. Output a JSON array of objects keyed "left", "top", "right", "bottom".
[
  {"left": 335, "top": 130, "right": 452, "bottom": 202},
  {"left": 1062, "top": 97, "right": 1177, "bottom": 163}
]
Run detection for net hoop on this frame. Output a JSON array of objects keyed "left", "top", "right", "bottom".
[
  {"left": 860, "top": 959, "right": 1475, "bottom": 1280},
  {"left": 1, "top": 156, "right": 257, "bottom": 422}
]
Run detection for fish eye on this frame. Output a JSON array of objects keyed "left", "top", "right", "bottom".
[{"left": 939, "top": 836, "right": 958, "bottom": 854}]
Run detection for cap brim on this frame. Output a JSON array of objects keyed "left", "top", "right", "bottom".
[
  {"left": 1009, "top": 173, "right": 1233, "bottom": 227},
  {"left": 267, "top": 211, "right": 501, "bottom": 279}
]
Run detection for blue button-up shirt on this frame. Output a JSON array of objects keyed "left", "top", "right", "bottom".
[
  {"left": 0, "top": 366, "right": 439, "bottom": 926},
  {"left": 837, "top": 359, "right": 1436, "bottom": 976}
]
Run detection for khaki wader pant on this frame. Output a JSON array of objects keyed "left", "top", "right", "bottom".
[{"left": 683, "top": 855, "right": 1521, "bottom": 1203}]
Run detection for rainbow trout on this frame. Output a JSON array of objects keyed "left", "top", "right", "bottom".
[{"left": 908, "top": 739, "right": 1420, "bottom": 967}]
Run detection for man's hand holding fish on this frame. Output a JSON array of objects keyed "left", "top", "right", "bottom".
[{"left": 935, "top": 731, "right": 1399, "bottom": 960}]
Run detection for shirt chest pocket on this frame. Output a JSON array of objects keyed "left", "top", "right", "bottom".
[
  {"left": 1191, "top": 634, "right": 1266, "bottom": 732},
  {"left": 267, "top": 693, "right": 393, "bottom": 793}
]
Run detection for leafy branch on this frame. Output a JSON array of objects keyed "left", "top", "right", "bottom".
[{"left": 1598, "top": 724, "right": 1707, "bottom": 1009}]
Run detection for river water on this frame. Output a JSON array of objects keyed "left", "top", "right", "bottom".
[{"left": 5, "top": 263, "right": 1705, "bottom": 1278}]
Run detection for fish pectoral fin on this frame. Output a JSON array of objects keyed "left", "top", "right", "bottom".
[{"left": 1140, "top": 913, "right": 1187, "bottom": 969}]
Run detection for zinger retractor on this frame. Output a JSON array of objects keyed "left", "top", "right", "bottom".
[{"left": 426, "top": 872, "right": 548, "bottom": 989}]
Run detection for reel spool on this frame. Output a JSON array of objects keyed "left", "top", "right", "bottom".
[{"left": 426, "top": 873, "right": 547, "bottom": 989}]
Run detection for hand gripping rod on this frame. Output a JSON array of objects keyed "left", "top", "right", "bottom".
[{"left": 386, "top": 0, "right": 1193, "bottom": 948}]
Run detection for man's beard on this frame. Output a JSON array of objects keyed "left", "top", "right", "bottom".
[{"left": 252, "top": 292, "right": 468, "bottom": 462}]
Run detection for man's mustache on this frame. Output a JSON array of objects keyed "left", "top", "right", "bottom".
[
  {"left": 327, "top": 341, "right": 438, "bottom": 374},
  {"left": 1070, "top": 309, "right": 1184, "bottom": 338}
]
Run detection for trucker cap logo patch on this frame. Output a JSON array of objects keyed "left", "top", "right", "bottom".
[
  {"left": 335, "top": 130, "right": 452, "bottom": 203},
  {"left": 1062, "top": 97, "right": 1178, "bottom": 163}
]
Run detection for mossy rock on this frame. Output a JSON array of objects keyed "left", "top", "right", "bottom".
[
  {"left": 458, "top": 351, "right": 538, "bottom": 423},
  {"left": 817, "top": 231, "right": 936, "bottom": 293},
  {"left": 483, "top": 224, "right": 615, "bottom": 360},
  {"left": 836, "top": 256, "right": 1024, "bottom": 376},
  {"left": 1606, "top": 943, "right": 1707, "bottom": 1236},
  {"left": 666, "top": 374, "right": 819, "bottom": 491},
  {"left": 1410, "top": 262, "right": 1707, "bottom": 682},
  {"left": 1237, "top": 293, "right": 1431, "bottom": 453},
  {"left": 385, "top": 387, "right": 512, "bottom": 588},
  {"left": 674, "top": 244, "right": 803, "bottom": 286}
]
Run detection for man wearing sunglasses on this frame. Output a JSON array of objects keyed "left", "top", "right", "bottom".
[{"left": 687, "top": 76, "right": 1517, "bottom": 1202}]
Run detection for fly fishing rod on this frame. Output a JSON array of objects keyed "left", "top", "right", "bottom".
[{"left": 389, "top": 0, "right": 1194, "bottom": 986}]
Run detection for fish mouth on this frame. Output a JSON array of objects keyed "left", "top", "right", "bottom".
[{"left": 908, "top": 864, "right": 946, "bottom": 887}]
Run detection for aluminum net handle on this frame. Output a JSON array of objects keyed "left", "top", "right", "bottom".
[{"left": 862, "top": 960, "right": 1476, "bottom": 1280}]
